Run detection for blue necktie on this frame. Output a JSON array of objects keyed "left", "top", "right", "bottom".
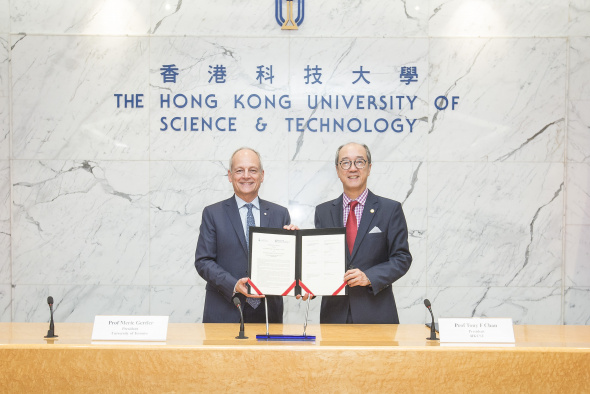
[
  {"left": 245, "top": 203, "right": 255, "bottom": 248},
  {"left": 245, "top": 203, "right": 260, "bottom": 309}
]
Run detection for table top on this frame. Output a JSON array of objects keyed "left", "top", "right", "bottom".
[{"left": 1, "top": 323, "right": 589, "bottom": 350}]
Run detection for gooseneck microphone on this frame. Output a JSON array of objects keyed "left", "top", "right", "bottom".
[
  {"left": 233, "top": 296, "right": 248, "bottom": 339},
  {"left": 44, "top": 296, "right": 58, "bottom": 339},
  {"left": 424, "top": 299, "right": 438, "bottom": 341}
]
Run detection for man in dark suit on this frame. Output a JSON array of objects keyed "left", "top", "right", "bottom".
[
  {"left": 314, "top": 142, "right": 412, "bottom": 324},
  {"left": 195, "top": 147, "right": 296, "bottom": 323}
]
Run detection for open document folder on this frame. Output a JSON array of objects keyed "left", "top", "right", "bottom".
[{"left": 247, "top": 227, "right": 347, "bottom": 297}]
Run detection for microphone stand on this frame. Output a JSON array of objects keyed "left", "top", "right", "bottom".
[
  {"left": 426, "top": 306, "right": 438, "bottom": 341},
  {"left": 44, "top": 302, "right": 58, "bottom": 339},
  {"left": 264, "top": 297, "right": 269, "bottom": 337},
  {"left": 233, "top": 297, "right": 248, "bottom": 339},
  {"left": 254, "top": 295, "right": 315, "bottom": 341},
  {"left": 302, "top": 296, "right": 311, "bottom": 337}
]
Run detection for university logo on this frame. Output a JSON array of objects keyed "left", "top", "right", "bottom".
[{"left": 275, "top": 0, "right": 305, "bottom": 30}]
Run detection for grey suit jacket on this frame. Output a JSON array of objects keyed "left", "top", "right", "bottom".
[
  {"left": 195, "top": 196, "right": 291, "bottom": 323},
  {"left": 315, "top": 190, "right": 412, "bottom": 324}
]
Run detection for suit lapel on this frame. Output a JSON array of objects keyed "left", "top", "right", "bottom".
[
  {"left": 224, "top": 196, "right": 248, "bottom": 255},
  {"left": 351, "top": 190, "right": 378, "bottom": 261},
  {"left": 259, "top": 198, "right": 270, "bottom": 227},
  {"left": 331, "top": 195, "right": 344, "bottom": 227}
]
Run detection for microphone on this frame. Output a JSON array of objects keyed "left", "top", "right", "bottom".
[
  {"left": 232, "top": 296, "right": 248, "bottom": 339},
  {"left": 44, "top": 296, "right": 58, "bottom": 339},
  {"left": 424, "top": 299, "right": 438, "bottom": 341}
]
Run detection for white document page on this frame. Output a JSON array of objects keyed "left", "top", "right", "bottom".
[
  {"left": 250, "top": 232, "right": 297, "bottom": 296},
  {"left": 300, "top": 234, "right": 346, "bottom": 296}
]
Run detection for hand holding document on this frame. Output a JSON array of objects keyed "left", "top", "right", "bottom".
[
  {"left": 235, "top": 277, "right": 265, "bottom": 298},
  {"left": 248, "top": 227, "right": 347, "bottom": 297},
  {"left": 343, "top": 268, "right": 371, "bottom": 287}
]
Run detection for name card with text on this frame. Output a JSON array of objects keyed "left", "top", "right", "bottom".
[
  {"left": 92, "top": 316, "right": 169, "bottom": 341},
  {"left": 439, "top": 318, "right": 515, "bottom": 343}
]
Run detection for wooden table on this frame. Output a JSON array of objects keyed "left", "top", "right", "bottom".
[{"left": 1, "top": 323, "right": 589, "bottom": 392}]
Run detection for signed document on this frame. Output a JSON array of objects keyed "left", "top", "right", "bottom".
[
  {"left": 300, "top": 232, "right": 346, "bottom": 296},
  {"left": 248, "top": 227, "right": 346, "bottom": 297},
  {"left": 250, "top": 231, "right": 297, "bottom": 296}
]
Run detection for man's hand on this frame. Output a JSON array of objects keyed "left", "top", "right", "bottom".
[
  {"left": 283, "top": 224, "right": 300, "bottom": 230},
  {"left": 296, "top": 293, "right": 313, "bottom": 301},
  {"left": 344, "top": 269, "right": 371, "bottom": 287},
  {"left": 235, "top": 277, "right": 265, "bottom": 298}
]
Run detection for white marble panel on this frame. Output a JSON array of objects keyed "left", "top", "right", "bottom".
[
  {"left": 395, "top": 286, "right": 428, "bottom": 324},
  {"left": 568, "top": 39, "right": 590, "bottom": 163},
  {"left": 429, "top": 0, "right": 568, "bottom": 37},
  {"left": 287, "top": 162, "right": 336, "bottom": 229},
  {"left": 11, "top": 35, "right": 149, "bottom": 160},
  {"left": 150, "top": 160, "right": 289, "bottom": 287},
  {"left": 570, "top": 38, "right": 590, "bottom": 101},
  {"left": 149, "top": 37, "right": 290, "bottom": 161},
  {"left": 565, "top": 225, "right": 590, "bottom": 287},
  {"left": 428, "top": 287, "right": 562, "bottom": 325},
  {"left": 0, "top": 35, "right": 8, "bottom": 160},
  {"left": 0, "top": 97, "right": 7, "bottom": 162},
  {"left": 297, "top": 0, "right": 428, "bottom": 38},
  {"left": 0, "top": 161, "right": 9, "bottom": 284},
  {"left": 150, "top": 0, "right": 277, "bottom": 36},
  {"left": 0, "top": 35, "right": 7, "bottom": 96},
  {"left": 0, "top": 0, "right": 7, "bottom": 33},
  {"left": 150, "top": 285, "right": 205, "bottom": 323},
  {"left": 12, "top": 160, "right": 150, "bottom": 285},
  {"left": 566, "top": 163, "right": 590, "bottom": 225},
  {"left": 428, "top": 162, "right": 564, "bottom": 287},
  {"left": 150, "top": 161, "right": 229, "bottom": 287},
  {"left": 0, "top": 285, "right": 9, "bottom": 322},
  {"left": 288, "top": 160, "right": 427, "bottom": 287},
  {"left": 11, "top": 0, "right": 149, "bottom": 35},
  {"left": 149, "top": 0, "right": 428, "bottom": 37},
  {"left": 368, "top": 161, "right": 427, "bottom": 288},
  {"left": 283, "top": 295, "right": 320, "bottom": 325},
  {"left": 568, "top": 101, "right": 590, "bottom": 163},
  {"left": 12, "top": 285, "right": 150, "bottom": 322},
  {"left": 564, "top": 287, "right": 590, "bottom": 325},
  {"left": 287, "top": 38, "right": 428, "bottom": 162},
  {"left": 429, "top": 38, "right": 566, "bottom": 162},
  {"left": 568, "top": 0, "right": 590, "bottom": 37}
]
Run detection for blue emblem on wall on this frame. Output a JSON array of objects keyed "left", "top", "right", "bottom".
[{"left": 275, "top": 0, "right": 305, "bottom": 30}]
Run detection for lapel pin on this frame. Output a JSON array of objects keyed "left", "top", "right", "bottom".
[
  {"left": 370, "top": 209, "right": 375, "bottom": 213},
  {"left": 264, "top": 212, "right": 267, "bottom": 215}
]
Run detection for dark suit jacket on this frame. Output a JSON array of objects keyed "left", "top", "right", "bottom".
[
  {"left": 315, "top": 190, "right": 412, "bottom": 324},
  {"left": 195, "top": 196, "right": 291, "bottom": 323}
]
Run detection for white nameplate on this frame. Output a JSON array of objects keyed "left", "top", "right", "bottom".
[
  {"left": 439, "top": 318, "right": 515, "bottom": 343},
  {"left": 91, "top": 316, "right": 169, "bottom": 341}
]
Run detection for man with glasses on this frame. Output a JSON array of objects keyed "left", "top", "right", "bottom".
[
  {"left": 314, "top": 142, "right": 412, "bottom": 323},
  {"left": 195, "top": 147, "right": 297, "bottom": 323}
]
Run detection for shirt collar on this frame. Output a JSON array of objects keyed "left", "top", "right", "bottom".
[
  {"left": 235, "top": 195, "right": 260, "bottom": 210},
  {"left": 343, "top": 188, "right": 369, "bottom": 207}
]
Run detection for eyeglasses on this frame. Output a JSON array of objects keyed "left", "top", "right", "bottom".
[{"left": 338, "top": 159, "right": 367, "bottom": 170}]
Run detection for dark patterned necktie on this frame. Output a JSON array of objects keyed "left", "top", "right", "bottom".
[
  {"left": 245, "top": 203, "right": 255, "bottom": 248},
  {"left": 245, "top": 203, "right": 260, "bottom": 309}
]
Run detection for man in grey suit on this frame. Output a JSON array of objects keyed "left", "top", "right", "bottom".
[
  {"left": 314, "top": 142, "right": 412, "bottom": 324},
  {"left": 195, "top": 147, "right": 296, "bottom": 323}
]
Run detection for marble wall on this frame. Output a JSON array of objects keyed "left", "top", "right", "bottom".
[{"left": 0, "top": 0, "right": 588, "bottom": 325}]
